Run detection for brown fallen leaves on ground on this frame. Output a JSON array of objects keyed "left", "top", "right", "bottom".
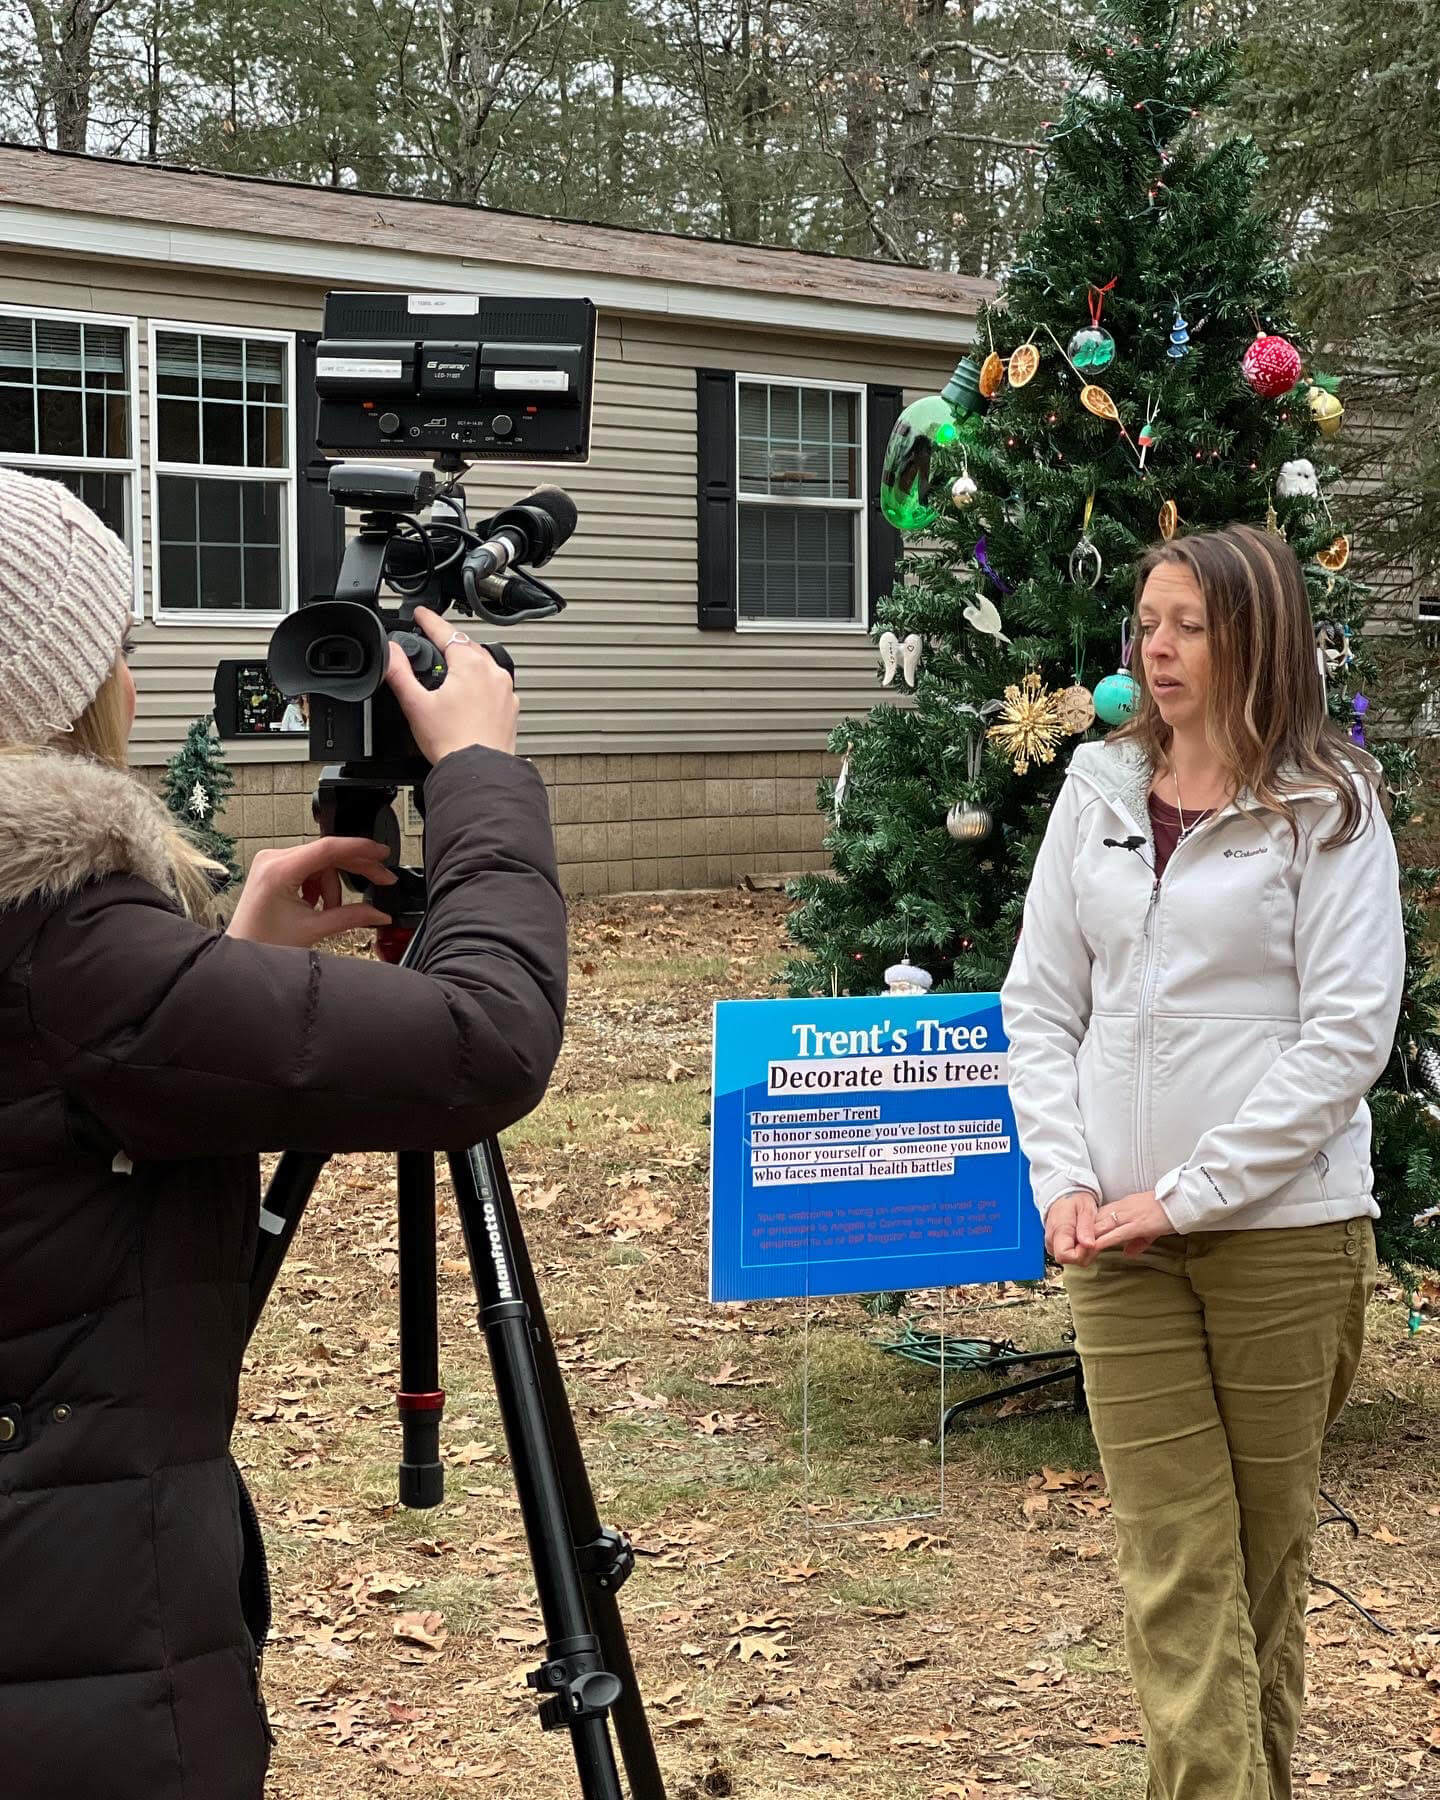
[{"left": 245, "top": 891, "right": 1440, "bottom": 1800}]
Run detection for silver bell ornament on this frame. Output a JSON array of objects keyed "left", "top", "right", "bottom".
[
  {"left": 947, "top": 800, "right": 993, "bottom": 842},
  {"left": 946, "top": 724, "right": 989, "bottom": 841},
  {"left": 950, "top": 472, "right": 979, "bottom": 509}
]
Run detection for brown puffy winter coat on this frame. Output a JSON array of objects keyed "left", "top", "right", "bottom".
[{"left": 0, "top": 744, "right": 567, "bottom": 1800}]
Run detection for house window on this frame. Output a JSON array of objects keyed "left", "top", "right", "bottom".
[
  {"left": 150, "top": 325, "right": 295, "bottom": 617},
  {"left": 736, "top": 379, "right": 865, "bottom": 626},
  {"left": 0, "top": 306, "right": 140, "bottom": 591}
]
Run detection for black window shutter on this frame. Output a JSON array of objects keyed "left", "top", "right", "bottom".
[
  {"left": 294, "top": 331, "right": 343, "bottom": 606},
  {"left": 696, "top": 368, "right": 737, "bottom": 631},
  {"left": 865, "top": 384, "right": 903, "bottom": 624}
]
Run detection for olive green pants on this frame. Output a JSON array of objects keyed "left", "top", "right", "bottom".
[{"left": 1064, "top": 1219, "right": 1376, "bottom": 1800}]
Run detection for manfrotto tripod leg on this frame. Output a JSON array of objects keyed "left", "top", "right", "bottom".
[
  {"left": 396, "top": 1150, "right": 445, "bottom": 1507},
  {"left": 450, "top": 1139, "right": 665, "bottom": 1800},
  {"left": 247, "top": 1152, "right": 331, "bottom": 1340},
  {"left": 455, "top": 1140, "right": 666, "bottom": 1800}
]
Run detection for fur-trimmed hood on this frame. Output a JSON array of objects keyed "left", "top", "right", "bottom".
[{"left": 0, "top": 751, "right": 187, "bottom": 910}]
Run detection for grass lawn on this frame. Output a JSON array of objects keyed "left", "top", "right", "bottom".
[{"left": 244, "top": 890, "right": 1440, "bottom": 1799}]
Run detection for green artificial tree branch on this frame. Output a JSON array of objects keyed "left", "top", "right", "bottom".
[{"left": 784, "top": 0, "right": 1440, "bottom": 1289}]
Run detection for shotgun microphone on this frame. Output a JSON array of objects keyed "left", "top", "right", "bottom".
[{"left": 461, "top": 487, "right": 578, "bottom": 598}]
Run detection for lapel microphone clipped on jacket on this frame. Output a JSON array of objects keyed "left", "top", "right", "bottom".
[{"left": 1104, "top": 835, "right": 1148, "bottom": 853}]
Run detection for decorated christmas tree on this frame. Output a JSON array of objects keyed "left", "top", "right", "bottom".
[
  {"left": 160, "top": 715, "right": 239, "bottom": 890},
  {"left": 782, "top": 0, "right": 1440, "bottom": 1282}
]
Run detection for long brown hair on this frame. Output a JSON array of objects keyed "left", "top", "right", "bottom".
[
  {"left": 1116, "top": 523, "right": 1375, "bottom": 848},
  {"left": 0, "top": 659, "right": 225, "bottom": 919}
]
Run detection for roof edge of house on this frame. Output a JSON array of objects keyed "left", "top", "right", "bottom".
[{"left": 0, "top": 142, "right": 994, "bottom": 342}]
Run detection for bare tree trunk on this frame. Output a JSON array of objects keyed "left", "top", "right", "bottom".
[
  {"left": 609, "top": 51, "right": 624, "bottom": 204},
  {"left": 842, "top": 75, "right": 877, "bottom": 255},
  {"left": 886, "top": 0, "right": 945, "bottom": 261},
  {"left": 145, "top": 0, "right": 163, "bottom": 160},
  {"left": 729, "top": 0, "right": 766, "bottom": 241},
  {"left": 944, "top": 0, "right": 980, "bottom": 274},
  {"left": 432, "top": 0, "right": 583, "bottom": 205},
  {"left": 23, "top": 0, "right": 118, "bottom": 153}
]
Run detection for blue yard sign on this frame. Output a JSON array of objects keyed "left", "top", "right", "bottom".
[{"left": 709, "top": 993, "right": 1043, "bottom": 1302}]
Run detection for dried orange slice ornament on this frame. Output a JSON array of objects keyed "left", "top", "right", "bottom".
[
  {"left": 1008, "top": 342, "right": 1040, "bottom": 388},
  {"left": 1081, "top": 384, "right": 1119, "bottom": 422},
  {"left": 979, "top": 351, "right": 1006, "bottom": 398},
  {"left": 1158, "top": 499, "right": 1180, "bottom": 540},
  {"left": 1316, "top": 534, "right": 1351, "bottom": 572}
]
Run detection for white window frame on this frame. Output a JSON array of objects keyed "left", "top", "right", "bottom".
[
  {"left": 147, "top": 319, "right": 298, "bottom": 627},
  {"left": 0, "top": 301, "right": 143, "bottom": 617},
  {"left": 733, "top": 373, "right": 868, "bottom": 633}
]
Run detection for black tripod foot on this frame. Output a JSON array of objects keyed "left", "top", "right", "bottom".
[{"left": 398, "top": 1460, "right": 445, "bottom": 1508}]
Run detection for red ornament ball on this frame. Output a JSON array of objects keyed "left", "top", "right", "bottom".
[{"left": 1241, "top": 333, "right": 1302, "bottom": 398}]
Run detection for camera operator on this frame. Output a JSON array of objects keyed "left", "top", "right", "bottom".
[{"left": 0, "top": 467, "right": 567, "bottom": 1800}]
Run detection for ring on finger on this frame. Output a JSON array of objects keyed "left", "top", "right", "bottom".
[{"left": 443, "top": 630, "right": 472, "bottom": 649}]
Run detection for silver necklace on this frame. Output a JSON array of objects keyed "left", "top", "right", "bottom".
[{"left": 1172, "top": 769, "right": 1203, "bottom": 842}]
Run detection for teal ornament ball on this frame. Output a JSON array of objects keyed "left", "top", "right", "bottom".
[
  {"left": 1093, "top": 670, "right": 1138, "bottom": 726},
  {"left": 1068, "top": 325, "right": 1117, "bottom": 370}
]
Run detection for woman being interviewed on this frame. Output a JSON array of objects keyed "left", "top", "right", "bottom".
[
  {"left": 1001, "top": 523, "right": 1404, "bottom": 1800},
  {"left": 0, "top": 468, "right": 567, "bottom": 1799}
]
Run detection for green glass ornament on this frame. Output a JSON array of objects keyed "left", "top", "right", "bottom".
[
  {"left": 1093, "top": 670, "right": 1137, "bottom": 726},
  {"left": 1068, "top": 325, "right": 1117, "bottom": 370},
  {"left": 880, "top": 393, "right": 962, "bottom": 531}
]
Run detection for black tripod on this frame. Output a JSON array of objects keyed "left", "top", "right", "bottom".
[{"left": 246, "top": 770, "right": 664, "bottom": 1800}]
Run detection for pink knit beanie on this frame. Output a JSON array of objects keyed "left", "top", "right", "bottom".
[{"left": 0, "top": 466, "right": 134, "bottom": 743}]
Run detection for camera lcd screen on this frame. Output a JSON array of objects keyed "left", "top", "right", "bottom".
[{"left": 213, "top": 660, "right": 308, "bottom": 738}]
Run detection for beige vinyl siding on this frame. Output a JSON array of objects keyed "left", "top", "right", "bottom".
[
  {"left": 2, "top": 247, "right": 962, "bottom": 761},
  {"left": 1339, "top": 395, "right": 1417, "bottom": 634}
]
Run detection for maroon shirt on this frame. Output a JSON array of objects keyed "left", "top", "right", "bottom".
[{"left": 1149, "top": 791, "right": 1213, "bottom": 879}]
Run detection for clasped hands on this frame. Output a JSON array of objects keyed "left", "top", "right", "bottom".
[{"left": 1045, "top": 1187, "right": 1174, "bottom": 1266}]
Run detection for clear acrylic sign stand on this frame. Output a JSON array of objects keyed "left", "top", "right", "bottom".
[{"left": 797, "top": 1221, "right": 951, "bottom": 1534}]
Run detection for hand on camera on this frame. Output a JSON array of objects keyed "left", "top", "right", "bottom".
[
  {"left": 226, "top": 837, "right": 398, "bottom": 948},
  {"left": 385, "top": 605, "right": 518, "bottom": 764},
  {"left": 1045, "top": 1189, "right": 1101, "bottom": 1268}
]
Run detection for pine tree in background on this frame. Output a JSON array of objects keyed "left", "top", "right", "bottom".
[
  {"left": 781, "top": 0, "right": 1440, "bottom": 1284},
  {"left": 160, "top": 715, "right": 239, "bottom": 889}
]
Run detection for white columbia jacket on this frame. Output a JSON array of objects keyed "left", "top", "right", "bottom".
[{"left": 1001, "top": 739, "right": 1405, "bottom": 1234}]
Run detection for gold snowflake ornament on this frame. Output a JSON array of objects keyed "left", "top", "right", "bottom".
[{"left": 988, "top": 672, "right": 1064, "bottom": 775}]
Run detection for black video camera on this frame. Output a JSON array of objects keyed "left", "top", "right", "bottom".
[
  {"left": 215, "top": 290, "right": 595, "bottom": 788},
  {"left": 265, "top": 461, "right": 576, "bottom": 782}
]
